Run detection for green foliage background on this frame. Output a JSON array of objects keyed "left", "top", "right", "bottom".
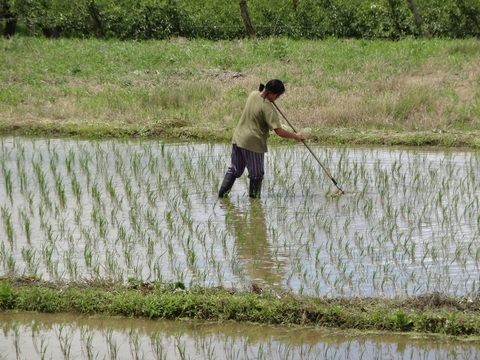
[{"left": 2, "top": 0, "right": 480, "bottom": 40}]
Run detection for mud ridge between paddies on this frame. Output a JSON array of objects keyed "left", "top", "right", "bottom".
[{"left": 1, "top": 278, "right": 480, "bottom": 338}]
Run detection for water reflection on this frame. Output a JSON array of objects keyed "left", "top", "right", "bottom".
[
  {"left": 0, "top": 312, "right": 478, "bottom": 360},
  {"left": 221, "top": 198, "right": 286, "bottom": 289}
]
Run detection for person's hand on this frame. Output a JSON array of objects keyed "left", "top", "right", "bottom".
[{"left": 295, "top": 132, "right": 305, "bottom": 140}]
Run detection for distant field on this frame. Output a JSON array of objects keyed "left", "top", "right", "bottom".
[{"left": 1, "top": 36, "right": 479, "bottom": 147}]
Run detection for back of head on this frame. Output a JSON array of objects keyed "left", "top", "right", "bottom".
[{"left": 259, "top": 79, "right": 285, "bottom": 95}]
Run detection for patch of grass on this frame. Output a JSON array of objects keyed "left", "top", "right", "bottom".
[
  {"left": 445, "top": 39, "right": 480, "bottom": 57},
  {"left": 1, "top": 37, "right": 479, "bottom": 146},
  {"left": 391, "top": 85, "right": 437, "bottom": 123},
  {"left": 1, "top": 278, "right": 480, "bottom": 336}
]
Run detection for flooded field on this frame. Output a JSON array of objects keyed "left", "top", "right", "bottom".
[
  {"left": 1, "top": 136, "right": 480, "bottom": 358},
  {"left": 1, "top": 137, "right": 479, "bottom": 297},
  {"left": 1, "top": 312, "right": 479, "bottom": 360}
]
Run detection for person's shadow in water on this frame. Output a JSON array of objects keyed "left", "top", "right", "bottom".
[{"left": 220, "top": 198, "right": 286, "bottom": 292}]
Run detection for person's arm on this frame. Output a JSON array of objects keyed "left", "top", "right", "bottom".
[{"left": 274, "top": 127, "right": 304, "bottom": 140}]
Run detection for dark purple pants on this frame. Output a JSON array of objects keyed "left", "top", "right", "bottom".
[{"left": 227, "top": 144, "right": 265, "bottom": 180}]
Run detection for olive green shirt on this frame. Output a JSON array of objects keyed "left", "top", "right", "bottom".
[{"left": 232, "top": 91, "right": 282, "bottom": 153}]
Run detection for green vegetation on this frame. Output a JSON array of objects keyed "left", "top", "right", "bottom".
[
  {"left": 1, "top": 278, "right": 480, "bottom": 336},
  {"left": 1, "top": 37, "right": 479, "bottom": 147},
  {"left": 2, "top": 0, "right": 480, "bottom": 39}
]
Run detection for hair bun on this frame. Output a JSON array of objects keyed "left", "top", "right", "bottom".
[{"left": 258, "top": 84, "right": 265, "bottom": 92}]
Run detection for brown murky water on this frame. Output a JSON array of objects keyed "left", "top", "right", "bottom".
[{"left": 1, "top": 312, "right": 479, "bottom": 360}]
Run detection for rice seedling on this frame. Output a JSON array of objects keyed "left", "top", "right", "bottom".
[
  {"left": 80, "top": 328, "right": 96, "bottom": 360},
  {"left": 128, "top": 329, "right": 144, "bottom": 360},
  {"left": 2, "top": 168, "right": 13, "bottom": 202},
  {"left": 10, "top": 321, "right": 21, "bottom": 359},
  {"left": 150, "top": 333, "right": 167, "bottom": 360},
  {"left": 56, "top": 324, "right": 73, "bottom": 359},
  {"left": 105, "top": 328, "right": 120, "bottom": 360},
  {"left": 21, "top": 246, "right": 40, "bottom": 277},
  {"left": 1, "top": 205, "right": 14, "bottom": 246},
  {"left": 35, "top": 335, "right": 49, "bottom": 360}
]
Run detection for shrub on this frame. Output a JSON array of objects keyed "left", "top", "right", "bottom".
[{"left": 4, "top": 0, "right": 480, "bottom": 40}]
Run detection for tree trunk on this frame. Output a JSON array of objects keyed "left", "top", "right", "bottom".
[
  {"left": 1, "top": 9, "right": 17, "bottom": 37},
  {"left": 239, "top": 1, "right": 256, "bottom": 38},
  {"left": 405, "top": 0, "right": 423, "bottom": 35},
  {"left": 4, "top": 16, "right": 16, "bottom": 37},
  {"left": 89, "top": 1, "right": 105, "bottom": 38}
]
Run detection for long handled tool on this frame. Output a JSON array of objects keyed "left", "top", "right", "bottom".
[{"left": 272, "top": 102, "right": 345, "bottom": 195}]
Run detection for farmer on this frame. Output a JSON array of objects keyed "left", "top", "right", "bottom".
[{"left": 218, "top": 79, "right": 304, "bottom": 198}]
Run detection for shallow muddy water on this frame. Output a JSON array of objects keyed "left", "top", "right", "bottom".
[
  {"left": 0, "top": 137, "right": 480, "bottom": 298},
  {"left": 0, "top": 312, "right": 479, "bottom": 360}
]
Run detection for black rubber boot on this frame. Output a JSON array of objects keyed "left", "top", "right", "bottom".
[
  {"left": 249, "top": 178, "right": 263, "bottom": 198},
  {"left": 218, "top": 172, "right": 236, "bottom": 198}
]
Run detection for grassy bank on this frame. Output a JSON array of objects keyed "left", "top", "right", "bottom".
[
  {"left": 1, "top": 278, "right": 480, "bottom": 337},
  {"left": 1, "top": 36, "right": 479, "bottom": 147}
]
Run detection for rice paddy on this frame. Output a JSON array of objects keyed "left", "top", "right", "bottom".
[{"left": 1, "top": 136, "right": 479, "bottom": 299}]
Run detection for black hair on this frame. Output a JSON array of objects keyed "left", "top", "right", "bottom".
[{"left": 259, "top": 79, "right": 285, "bottom": 95}]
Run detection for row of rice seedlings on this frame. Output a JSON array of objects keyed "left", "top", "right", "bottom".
[
  {"left": 0, "top": 136, "right": 479, "bottom": 298},
  {"left": 1, "top": 317, "right": 476, "bottom": 360}
]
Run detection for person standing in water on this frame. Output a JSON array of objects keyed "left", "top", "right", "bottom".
[{"left": 218, "top": 79, "right": 304, "bottom": 198}]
